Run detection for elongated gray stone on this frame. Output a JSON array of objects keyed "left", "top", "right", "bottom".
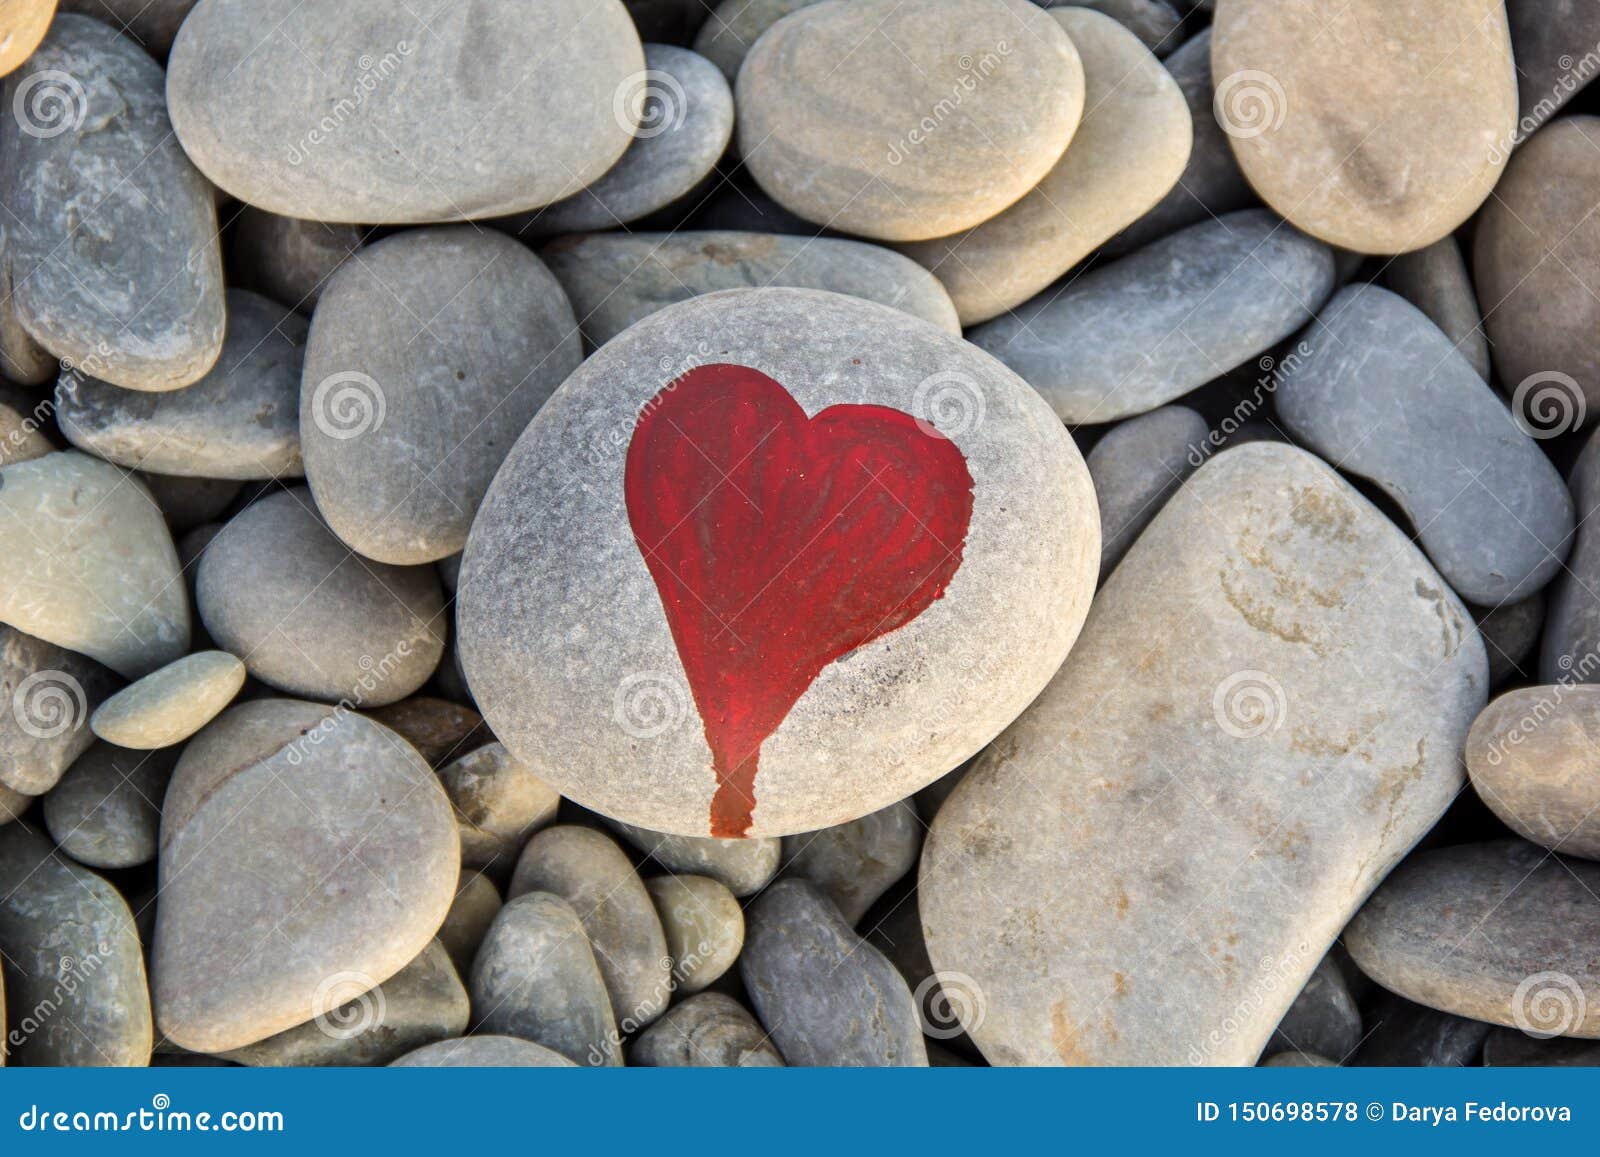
[
  {"left": 3, "top": 15, "right": 224, "bottom": 391},
  {"left": 152, "top": 699, "right": 460, "bottom": 1053},
  {"left": 921, "top": 443, "right": 1487, "bottom": 1065},
  {"left": 1347, "top": 840, "right": 1600, "bottom": 1038},
  {"left": 971, "top": 210, "right": 1334, "bottom": 424},
  {"left": 0, "top": 823, "right": 152, "bottom": 1065},
  {"left": 0, "top": 452, "right": 190, "bottom": 679},
  {"left": 302, "top": 227, "right": 581, "bottom": 565},
  {"left": 1544, "top": 423, "right": 1600, "bottom": 681},
  {"left": 1276, "top": 284, "right": 1573, "bottom": 605},
  {"left": 781, "top": 800, "right": 921, "bottom": 925},
  {"left": 1467, "top": 686, "right": 1600, "bottom": 858},
  {"left": 166, "top": 0, "right": 645, "bottom": 223},
  {"left": 42, "top": 742, "right": 175, "bottom": 870},
  {"left": 228, "top": 208, "right": 363, "bottom": 314},
  {"left": 743, "top": 879, "right": 927, "bottom": 1066},
  {"left": 605, "top": 817, "right": 780, "bottom": 897},
  {"left": 542, "top": 231, "right": 960, "bottom": 348},
  {"left": 391, "top": 1035, "right": 575, "bottom": 1067},
  {"left": 631, "top": 992, "right": 785, "bottom": 1067},
  {"left": 57, "top": 290, "right": 307, "bottom": 479},
  {"left": 1381, "top": 236, "right": 1490, "bottom": 381},
  {"left": 0, "top": 624, "right": 120, "bottom": 796},
  {"left": 1087, "top": 405, "right": 1208, "bottom": 581},
  {"left": 89, "top": 650, "right": 245, "bottom": 751}
]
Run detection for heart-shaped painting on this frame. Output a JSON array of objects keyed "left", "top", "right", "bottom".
[{"left": 625, "top": 363, "right": 975, "bottom": 837}]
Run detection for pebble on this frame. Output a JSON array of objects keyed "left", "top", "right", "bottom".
[
  {"left": 1085, "top": 405, "right": 1208, "bottom": 581},
  {"left": 151, "top": 698, "right": 459, "bottom": 1054},
  {"left": 436, "top": 872, "right": 502, "bottom": 976},
  {"left": 604, "top": 818, "right": 780, "bottom": 897},
  {"left": 631, "top": 992, "right": 784, "bottom": 1067},
  {"left": 89, "top": 651, "right": 245, "bottom": 750},
  {"left": 692, "top": 0, "right": 820, "bottom": 82},
  {"left": 742, "top": 879, "right": 927, "bottom": 1066},
  {"left": 519, "top": 46, "right": 733, "bottom": 234},
  {"left": 1260, "top": 1051, "right": 1336, "bottom": 1067},
  {"left": 61, "top": 0, "right": 196, "bottom": 59},
  {"left": 56, "top": 290, "right": 307, "bottom": 480},
  {"left": 1212, "top": 0, "right": 1516, "bottom": 253},
  {"left": 0, "top": 242, "right": 54, "bottom": 389},
  {"left": 0, "top": 382, "right": 53, "bottom": 464},
  {"left": 391, "top": 1035, "right": 575, "bottom": 1068},
  {"left": 0, "top": 623, "right": 119, "bottom": 795},
  {"left": 862, "top": 893, "right": 977, "bottom": 1047},
  {"left": 1350, "top": 992, "right": 1491, "bottom": 1067},
  {"left": 301, "top": 227, "right": 581, "bottom": 565},
  {"left": 1466, "top": 686, "right": 1600, "bottom": 858},
  {"left": 1276, "top": 284, "right": 1573, "bottom": 606},
  {"left": 220, "top": 941, "right": 468, "bottom": 1067},
  {"left": 736, "top": 0, "right": 1084, "bottom": 240},
  {"left": 899, "top": 8, "right": 1190, "bottom": 324},
  {"left": 0, "top": 452, "right": 190, "bottom": 679},
  {"left": 140, "top": 473, "right": 240, "bottom": 534},
  {"left": 437, "top": 742, "right": 560, "bottom": 874},
  {"left": 459, "top": 287, "right": 1098, "bottom": 838},
  {"left": 1543, "top": 424, "right": 1600, "bottom": 681},
  {"left": 508, "top": 825, "right": 673, "bottom": 1029},
  {"left": 3, "top": 14, "right": 224, "bottom": 391},
  {"left": 1483, "top": 1027, "right": 1600, "bottom": 1067},
  {"left": 1380, "top": 236, "right": 1491, "bottom": 381},
  {"left": 1052, "top": 0, "right": 1184, "bottom": 54},
  {"left": 0, "top": 784, "right": 28, "bottom": 825},
  {"left": 166, "top": 0, "right": 645, "bottom": 223},
  {"left": 0, "top": 1, "right": 54, "bottom": 76},
  {"left": 920, "top": 443, "right": 1487, "bottom": 1065},
  {"left": 1267, "top": 955, "right": 1361, "bottom": 1063},
  {"left": 1346, "top": 840, "right": 1600, "bottom": 1038},
  {"left": 227, "top": 209, "right": 363, "bottom": 314},
  {"left": 1474, "top": 117, "right": 1600, "bottom": 417},
  {"left": 1506, "top": 1, "right": 1600, "bottom": 128},
  {"left": 970, "top": 210, "right": 1334, "bottom": 424},
  {"left": 1474, "top": 594, "right": 1544, "bottom": 687},
  {"left": 541, "top": 231, "right": 961, "bottom": 348},
  {"left": 645, "top": 873, "right": 743, "bottom": 993},
  {"left": 469, "top": 891, "right": 620, "bottom": 1067},
  {"left": 0, "top": 822, "right": 151, "bottom": 1065},
  {"left": 194, "top": 488, "right": 445, "bottom": 706},
  {"left": 363, "top": 697, "right": 488, "bottom": 766},
  {"left": 41, "top": 742, "right": 175, "bottom": 870},
  {"left": 780, "top": 800, "right": 921, "bottom": 925}
]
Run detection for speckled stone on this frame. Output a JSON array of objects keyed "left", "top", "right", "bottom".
[
  {"left": 220, "top": 941, "right": 467, "bottom": 1067},
  {"left": 0, "top": 624, "right": 120, "bottom": 795},
  {"left": 781, "top": 800, "right": 921, "bottom": 925},
  {"left": 0, "top": 452, "right": 190, "bottom": 679},
  {"left": 736, "top": 0, "right": 1084, "bottom": 240},
  {"left": 541, "top": 231, "right": 961, "bottom": 349},
  {"left": 459, "top": 288, "right": 1098, "bottom": 838},
  {"left": 1467, "top": 686, "right": 1600, "bottom": 858},
  {"left": 436, "top": 872, "right": 501, "bottom": 976},
  {"left": 227, "top": 208, "right": 363, "bottom": 314},
  {"left": 469, "top": 891, "right": 620, "bottom": 1066},
  {"left": 42, "top": 742, "right": 175, "bottom": 870},
  {"left": 1347, "top": 840, "right": 1600, "bottom": 1038},
  {"left": 692, "top": 0, "right": 821, "bottom": 82},
  {"left": 631, "top": 992, "right": 785, "bottom": 1066},
  {"left": 1212, "top": 0, "right": 1517, "bottom": 253},
  {"left": 1086, "top": 405, "right": 1208, "bottom": 581},
  {"left": 195, "top": 489, "right": 445, "bottom": 706},
  {"left": 899, "top": 9, "right": 1190, "bottom": 324},
  {"left": 151, "top": 699, "right": 460, "bottom": 1053},
  {"left": 301, "top": 227, "right": 581, "bottom": 565},
  {"left": 437, "top": 741, "right": 560, "bottom": 873},
  {"left": 57, "top": 290, "right": 307, "bottom": 479},
  {"left": 1381, "top": 236, "right": 1491, "bottom": 381},
  {"left": 518, "top": 45, "right": 732, "bottom": 235},
  {"left": 604, "top": 817, "right": 780, "bottom": 897},
  {"left": 743, "top": 879, "right": 926, "bottom": 1066},
  {"left": 90, "top": 651, "right": 245, "bottom": 750},
  {"left": 971, "top": 210, "right": 1334, "bottom": 424},
  {"left": 391, "top": 1034, "right": 576, "bottom": 1067},
  {"left": 0, "top": 822, "right": 151, "bottom": 1065},
  {"left": 3, "top": 15, "right": 224, "bottom": 391},
  {"left": 166, "top": 0, "right": 645, "bottom": 223},
  {"left": 1276, "top": 284, "right": 1572, "bottom": 605},
  {"left": 645, "top": 873, "right": 743, "bottom": 993},
  {"left": 1267, "top": 954, "right": 1360, "bottom": 1063},
  {"left": 921, "top": 443, "right": 1487, "bottom": 1065},
  {"left": 508, "top": 826, "right": 672, "bottom": 1029},
  {"left": 1475, "top": 117, "right": 1600, "bottom": 416}
]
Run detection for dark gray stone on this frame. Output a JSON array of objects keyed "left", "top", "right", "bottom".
[
  {"left": 1351, "top": 993, "right": 1492, "bottom": 1067},
  {"left": 1473, "top": 594, "right": 1544, "bottom": 687},
  {"left": 1267, "top": 954, "right": 1361, "bottom": 1062},
  {"left": 1506, "top": 0, "right": 1600, "bottom": 126},
  {"left": 228, "top": 208, "right": 363, "bottom": 314},
  {"left": 780, "top": 800, "right": 921, "bottom": 925},
  {"left": 1087, "top": 405, "right": 1208, "bottom": 580},
  {"left": 42, "top": 742, "right": 175, "bottom": 870},
  {"left": 1381, "top": 236, "right": 1491, "bottom": 380},
  {"left": 1542, "top": 424, "right": 1600, "bottom": 681},
  {"left": 0, "top": 625, "right": 120, "bottom": 796}
]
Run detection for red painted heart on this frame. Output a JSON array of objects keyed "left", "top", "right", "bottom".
[{"left": 624, "top": 363, "right": 974, "bottom": 837}]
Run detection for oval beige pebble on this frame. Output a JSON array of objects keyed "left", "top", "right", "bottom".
[
  {"left": 645, "top": 873, "right": 744, "bottom": 993},
  {"left": 737, "top": 0, "right": 1085, "bottom": 241},
  {"left": 90, "top": 651, "right": 245, "bottom": 750},
  {"left": 436, "top": 741, "right": 560, "bottom": 873},
  {"left": 1211, "top": 0, "right": 1517, "bottom": 254},
  {"left": 900, "top": 8, "right": 1191, "bottom": 325},
  {"left": 1466, "top": 685, "right": 1600, "bottom": 859},
  {"left": 0, "top": 0, "right": 56, "bottom": 76}
]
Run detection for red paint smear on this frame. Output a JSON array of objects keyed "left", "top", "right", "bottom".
[{"left": 624, "top": 363, "right": 975, "bottom": 837}]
